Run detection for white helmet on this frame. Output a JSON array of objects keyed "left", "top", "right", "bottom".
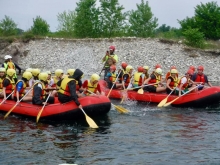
[
  {"left": 155, "top": 68, "right": 163, "bottom": 75},
  {"left": 4, "top": 55, "right": 12, "bottom": 60}
]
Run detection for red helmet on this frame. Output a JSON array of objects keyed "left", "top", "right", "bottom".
[
  {"left": 197, "top": 65, "right": 204, "bottom": 71},
  {"left": 110, "top": 65, "right": 116, "bottom": 71},
  {"left": 109, "top": 45, "right": 115, "bottom": 51},
  {"left": 189, "top": 65, "right": 196, "bottom": 72},
  {"left": 187, "top": 69, "right": 194, "bottom": 76},
  {"left": 170, "top": 66, "right": 176, "bottom": 70},
  {"left": 155, "top": 64, "right": 161, "bottom": 69},
  {"left": 137, "top": 66, "right": 143, "bottom": 72},
  {"left": 121, "top": 62, "right": 128, "bottom": 69}
]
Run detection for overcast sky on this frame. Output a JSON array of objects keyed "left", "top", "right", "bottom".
[{"left": 0, "top": 0, "right": 217, "bottom": 32}]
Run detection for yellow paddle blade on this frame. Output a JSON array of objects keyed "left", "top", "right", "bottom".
[
  {"left": 36, "top": 107, "right": 44, "bottom": 123},
  {"left": 4, "top": 104, "right": 17, "bottom": 119},
  {"left": 157, "top": 98, "right": 168, "bottom": 107},
  {"left": 112, "top": 104, "right": 129, "bottom": 113},
  {"left": 163, "top": 97, "right": 179, "bottom": 107},
  {"left": 85, "top": 114, "right": 99, "bottom": 128},
  {"left": 137, "top": 88, "right": 144, "bottom": 94}
]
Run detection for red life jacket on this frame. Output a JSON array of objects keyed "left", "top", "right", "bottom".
[
  {"left": 167, "top": 76, "right": 178, "bottom": 88},
  {"left": 194, "top": 74, "right": 205, "bottom": 84},
  {"left": 123, "top": 73, "right": 131, "bottom": 87},
  {"left": 4, "top": 77, "right": 15, "bottom": 94},
  {"left": 178, "top": 76, "right": 189, "bottom": 89},
  {"left": 149, "top": 73, "right": 161, "bottom": 87}
]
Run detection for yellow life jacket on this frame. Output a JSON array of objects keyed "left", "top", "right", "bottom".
[
  {"left": 109, "top": 72, "right": 117, "bottom": 82},
  {"left": 149, "top": 73, "right": 161, "bottom": 87},
  {"left": 133, "top": 72, "right": 142, "bottom": 86},
  {"left": 85, "top": 80, "right": 98, "bottom": 95},
  {"left": 58, "top": 77, "right": 75, "bottom": 96},
  {"left": 33, "top": 81, "right": 46, "bottom": 99},
  {"left": 0, "top": 77, "right": 4, "bottom": 90}
]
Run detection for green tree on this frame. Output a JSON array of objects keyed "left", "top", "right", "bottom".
[
  {"left": 0, "top": 15, "right": 17, "bottom": 36},
  {"left": 99, "top": 0, "right": 127, "bottom": 37},
  {"left": 57, "top": 10, "right": 76, "bottom": 36},
  {"left": 128, "top": 0, "right": 158, "bottom": 37},
  {"left": 156, "top": 24, "right": 171, "bottom": 33},
  {"left": 74, "top": 0, "right": 101, "bottom": 38},
  {"left": 183, "top": 28, "right": 205, "bottom": 48},
  {"left": 179, "top": 1, "right": 220, "bottom": 40},
  {"left": 31, "top": 16, "right": 50, "bottom": 35}
]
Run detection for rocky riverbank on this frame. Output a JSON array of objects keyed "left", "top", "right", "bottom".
[{"left": 0, "top": 37, "right": 220, "bottom": 81}]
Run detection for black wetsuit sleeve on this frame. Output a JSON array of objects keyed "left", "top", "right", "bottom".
[
  {"left": 3, "top": 79, "right": 10, "bottom": 87},
  {"left": 32, "top": 85, "right": 43, "bottom": 105},
  {"left": 14, "top": 63, "right": 22, "bottom": 74},
  {"left": 68, "top": 80, "right": 80, "bottom": 106}
]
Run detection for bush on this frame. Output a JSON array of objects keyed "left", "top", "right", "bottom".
[{"left": 183, "top": 28, "right": 205, "bottom": 48}]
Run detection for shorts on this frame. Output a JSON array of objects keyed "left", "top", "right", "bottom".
[
  {"left": 174, "top": 88, "right": 189, "bottom": 95},
  {"left": 108, "top": 82, "right": 117, "bottom": 89},
  {"left": 144, "top": 85, "right": 156, "bottom": 93}
]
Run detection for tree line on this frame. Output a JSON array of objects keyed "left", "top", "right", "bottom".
[{"left": 0, "top": 0, "right": 219, "bottom": 48}]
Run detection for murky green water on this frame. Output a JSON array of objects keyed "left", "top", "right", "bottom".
[{"left": 0, "top": 99, "right": 220, "bottom": 165}]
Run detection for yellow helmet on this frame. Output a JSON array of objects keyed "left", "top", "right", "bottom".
[
  {"left": 25, "top": 68, "right": 32, "bottom": 73},
  {"left": 90, "top": 73, "right": 100, "bottom": 83},
  {"left": 155, "top": 68, "right": 163, "bottom": 75},
  {"left": 32, "top": 69, "right": 41, "bottom": 77},
  {"left": 38, "top": 72, "right": 48, "bottom": 82},
  {"left": 0, "top": 67, "right": 6, "bottom": 72},
  {"left": 67, "top": 69, "right": 75, "bottom": 76},
  {"left": 126, "top": 65, "right": 133, "bottom": 73},
  {"left": 170, "top": 69, "right": 178, "bottom": 74},
  {"left": 55, "top": 69, "right": 63, "bottom": 77},
  {"left": 22, "top": 71, "right": 32, "bottom": 80},
  {"left": 46, "top": 71, "right": 51, "bottom": 75},
  {"left": 143, "top": 66, "right": 149, "bottom": 70},
  {"left": 7, "top": 69, "right": 16, "bottom": 77}
]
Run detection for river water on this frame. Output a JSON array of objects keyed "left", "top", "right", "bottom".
[{"left": 0, "top": 98, "right": 220, "bottom": 165}]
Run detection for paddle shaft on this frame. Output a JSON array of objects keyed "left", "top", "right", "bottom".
[
  {"left": 122, "top": 83, "right": 158, "bottom": 91},
  {"left": 107, "top": 70, "right": 121, "bottom": 98},
  {"left": 0, "top": 91, "right": 14, "bottom": 105},
  {"left": 4, "top": 87, "right": 33, "bottom": 119},
  {"left": 36, "top": 92, "right": 52, "bottom": 123}
]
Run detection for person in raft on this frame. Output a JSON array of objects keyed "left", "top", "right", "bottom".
[
  {"left": 57, "top": 69, "right": 84, "bottom": 109},
  {"left": 32, "top": 72, "right": 55, "bottom": 105},
  {"left": 105, "top": 65, "right": 123, "bottom": 89},
  {"left": 0, "top": 68, "right": 6, "bottom": 98},
  {"left": 175, "top": 69, "right": 199, "bottom": 96},
  {"left": 191, "top": 65, "right": 212, "bottom": 90},
  {"left": 122, "top": 65, "right": 133, "bottom": 89},
  {"left": 166, "top": 69, "right": 179, "bottom": 94},
  {"left": 142, "top": 68, "right": 166, "bottom": 93},
  {"left": 133, "top": 66, "right": 144, "bottom": 88},
  {"left": 118, "top": 62, "right": 128, "bottom": 83},
  {"left": 102, "top": 45, "right": 118, "bottom": 79},
  {"left": 14, "top": 71, "right": 33, "bottom": 102},
  {"left": 82, "top": 73, "right": 104, "bottom": 96},
  {"left": 2, "top": 68, "right": 16, "bottom": 100}
]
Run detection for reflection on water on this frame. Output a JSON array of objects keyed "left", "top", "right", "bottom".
[{"left": 0, "top": 102, "right": 220, "bottom": 164}]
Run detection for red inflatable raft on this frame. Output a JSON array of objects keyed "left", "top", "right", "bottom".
[
  {"left": 100, "top": 80, "right": 220, "bottom": 107},
  {"left": 0, "top": 95, "right": 111, "bottom": 121}
]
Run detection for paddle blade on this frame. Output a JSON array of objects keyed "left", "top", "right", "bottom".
[
  {"left": 4, "top": 104, "right": 17, "bottom": 119},
  {"left": 113, "top": 104, "right": 129, "bottom": 113},
  {"left": 163, "top": 97, "right": 179, "bottom": 107},
  {"left": 85, "top": 114, "right": 99, "bottom": 128},
  {"left": 157, "top": 98, "right": 167, "bottom": 107},
  {"left": 36, "top": 107, "right": 44, "bottom": 123},
  {"left": 137, "top": 88, "right": 144, "bottom": 94}
]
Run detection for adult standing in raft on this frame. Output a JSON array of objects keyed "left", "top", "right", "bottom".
[
  {"left": 57, "top": 69, "right": 83, "bottom": 109},
  {"left": 102, "top": 46, "right": 118, "bottom": 79},
  {"left": 192, "top": 65, "right": 212, "bottom": 90}
]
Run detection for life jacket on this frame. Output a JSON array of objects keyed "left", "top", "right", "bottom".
[
  {"left": 14, "top": 80, "right": 27, "bottom": 97},
  {"left": 166, "top": 71, "right": 179, "bottom": 80},
  {"left": 167, "top": 76, "right": 178, "bottom": 88},
  {"left": 0, "top": 77, "right": 4, "bottom": 90},
  {"left": 133, "top": 72, "right": 142, "bottom": 86},
  {"left": 4, "top": 62, "right": 17, "bottom": 78},
  {"left": 178, "top": 76, "right": 190, "bottom": 89},
  {"left": 32, "top": 81, "right": 46, "bottom": 99},
  {"left": 123, "top": 73, "right": 131, "bottom": 87},
  {"left": 4, "top": 76, "right": 15, "bottom": 94},
  {"left": 194, "top": 73, "right": 205, "bottom": 85},
  {"left": 109, "top": 72, "right": 117, "bottom": 82},
  {"left": 58, "top": 77, "right": 75, "bottom": 96},
  {"left": 52, "top": 76, "right": 60, "bottom": 88},
  {"left": 104, "top": 54, "right": 117, "bottom": 67},
  {"left": 84, "top": 80, "right": 98, "bottom": 96},
  {"left": 149, "top": 73, "right": 161, "bottom": 87}
]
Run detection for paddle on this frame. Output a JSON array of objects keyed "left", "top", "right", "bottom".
[
  {"left": 87, "top": 89, "right": 129, "bottom": 114},
  {"left": 157, "top": 87, "right": 177, "bottom": 107},
  {"left": 163, "top": 85, "right": 200, "bottom": 107},
  {"left": 80, "top": 108, "right": 99, "bottom": 128},
  {"left": 4, "top": 87, "right": 33, "bottom": 119},
  {"left": 36, "top": 92, "right": 52, "bottom": 123},
  {"left": 107, "top": 70, "right": 121, "bottom": 98},
  {"left": 0, "top": 91, "right": 14, "bottom": 106}
]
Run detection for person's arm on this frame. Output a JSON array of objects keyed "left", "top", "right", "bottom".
[
  {"left": 68, "top": 80, "right": 82, "bottom": 108},
  {"left": 204, "top": 75, "right": 212, "bottom": 87},
  {"left": 16, "top": 82, "right": 23, "bottom": 102},
  {"left": 3, "top": 79, "right": 10, "bottom": 100},
  {"left": 14, "top": 62, "right": 22, "bottom": 74},
  {"left": 102, "top": 51, "right": 109, "bottom": 62},
  {"left": 166, "top": 78, "right": 172, "bottom": 90},
  {"left": 32, "top": 84, "right": 44, "bottom": 105}
]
